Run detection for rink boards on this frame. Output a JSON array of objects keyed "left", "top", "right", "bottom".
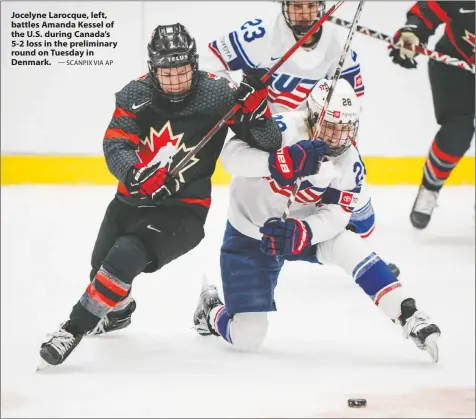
[{"left": 2, "top": 155, "right": 475, "bottom": 185}]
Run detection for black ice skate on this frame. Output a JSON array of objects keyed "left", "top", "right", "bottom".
[
  {"left": 400, "top": 298, "right": 441, "bottom": 363},
  {"left": 193, "top": 284, "right": 223, "bottom": 337},
  {"left": 410, "top": 186, "right": 439, "bottom": 229},
  {"left": 86, "top": 298, "right": 136, "bottom": 336},
  {"left": 39, "top": 320, "right": 83, "bottom": 367}
]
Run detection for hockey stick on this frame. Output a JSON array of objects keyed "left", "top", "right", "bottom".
[
  {"left": 169, "top": 0, "right": 345, "bottom": 178},
  {"left": 328, "top": 15, "right": 475, "bottom": 74},
  {"left": 281, "top": 1, "right": 365, "bottom": 221}
]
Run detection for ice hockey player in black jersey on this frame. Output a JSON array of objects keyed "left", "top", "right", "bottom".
[
  {"left": 389, "top": 1, "right": 475, "bottom": 229},
  {"left": 38, "top": 23, "right": 281, "bottom": 367}
]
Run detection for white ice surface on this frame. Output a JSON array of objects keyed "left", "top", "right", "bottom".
[{"left": 1, "top": 185, "right": 475, "bottom": 418}]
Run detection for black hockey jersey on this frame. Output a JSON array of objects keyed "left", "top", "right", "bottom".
[
  {"left": 405, "top": 1, "right": 475, "bottom": 64},
  {"left": 102, "top": 71, "right": 281, "bottom": 219}
]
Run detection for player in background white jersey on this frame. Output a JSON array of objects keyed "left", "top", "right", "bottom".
[
  {"left": 193, "top": 79, "right": 441, "bottom": 362},
  {"left": 202, "top": 1, "right": 399, "bottom": 274},
  {"left": 204, "top": 1, "right": 365, "bottom": 111}
]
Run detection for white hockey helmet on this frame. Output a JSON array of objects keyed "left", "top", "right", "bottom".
[{"left": 306, "top": 78, "right": 360, "bottom": 157}]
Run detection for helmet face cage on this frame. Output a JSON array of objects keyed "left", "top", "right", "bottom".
[
  {"left": 147, "top": 23, "right": 199, "bottom": 102},
  {"left": 282, "top": 1, "right": 326, "bottom": 36},
  {"left": 307, "top": 108, "right": 359, "bottom": 157}
]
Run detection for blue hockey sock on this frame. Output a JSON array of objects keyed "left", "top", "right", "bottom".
[{"left": 352, "top": 252, "right": 400, "bottom": 300}]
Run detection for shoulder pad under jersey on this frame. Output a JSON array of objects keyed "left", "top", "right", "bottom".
[
  {"left": 115, "top": 75, "right": 155, "bottom": 114},
  {"left": 179, "top": 71, "right": 238, "bottom": 117},
  {"left": 272, "top": 110, "right": 309, "bottom": 146}
]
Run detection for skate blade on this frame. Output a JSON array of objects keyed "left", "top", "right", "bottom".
[
  {"left": 424, "top": 333, "right": 440, "bottom": 363},
  {"left": 36, "top": 358, "right": 51, "bottom": 372},
  {"left": 192, "top": 325, "right": 213, "bottom": 336},
  {"left": 201, "top": 274, "right": 212, "bottom": 288}
]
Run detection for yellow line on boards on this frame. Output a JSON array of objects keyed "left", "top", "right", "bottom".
[{"left": 1, "top": 155, "right": 474, "bottom": 185}]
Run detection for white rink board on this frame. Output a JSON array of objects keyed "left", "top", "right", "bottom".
[{"left": 1, "top": 1, "right": 474, "bottom": 156}]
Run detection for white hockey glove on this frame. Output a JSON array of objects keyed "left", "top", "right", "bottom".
[{"left": 389, "top": 28, "right": 420, "bottom": 69}]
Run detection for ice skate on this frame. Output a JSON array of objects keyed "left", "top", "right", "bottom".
[
  {"left": 86, "top": 298, "right": 136, "bottom": 336},
  {"left": 410, "top": 186, "right": 439, "bottom": 229},
  {"left": 193, "top": 283, "right": 223, "bottom": 336},
  {"left": 39, "top": 321, "right": 84, "bottom": 367},
  {"left": 400, "top": 298, "right": 441, "bottom": 362}
]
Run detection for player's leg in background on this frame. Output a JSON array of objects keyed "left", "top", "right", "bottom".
[
  {"left": 347, "top": 185, "right": 400, "bottom": 277},
  {"left": 315, "top": 229, "right": 440, "bottom": 362},
  {"left": 411, "top": 60, "right": 475, "bottom": 229},
  {"left": 194, "top": 221, "right": 284, "bottom": 351}
]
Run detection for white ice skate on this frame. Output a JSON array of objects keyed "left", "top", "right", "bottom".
[
  {"left": 400, "top": 299, "right": 440, "bottom": 363},
  {"left": 193, "top": 279, "right": 223, "bottom": 337},
  {"left": 410, "top": 186, "right": 439, "bottom": 229}
]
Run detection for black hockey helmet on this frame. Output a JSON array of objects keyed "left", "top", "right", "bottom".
[
  {"left": 282, "top": 1, "right": 326, "bottom": 37},
  {"left": 147, "top": 23, "right": 199, "bottom": 102}
]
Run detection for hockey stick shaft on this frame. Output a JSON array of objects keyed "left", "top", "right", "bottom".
[
  {"left": 281, "top": 1, "right": 365, "bottom": 221},
  {"left": 328, "top": 15, "right": 475, "bottom": 74},
  {"left": 170, "top": 0, "right": 345, "bottom": 177}
]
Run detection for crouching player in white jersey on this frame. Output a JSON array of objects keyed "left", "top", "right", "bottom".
[
  {"left": 203, "top": 1, "right": 399, "bottom": 275},
  {"left": 193, "top": 79, "right": 441, "bottom": 362}
]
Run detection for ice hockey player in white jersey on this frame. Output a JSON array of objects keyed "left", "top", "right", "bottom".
[
  {"left": 205, "top": 1, "right": 365, "bottom": 111},
  {"left": 203, "top": 1, "right": 399, "bottom": 274},
  {"left": 193, "top": 79, "right": 441, "bottom": 362}
]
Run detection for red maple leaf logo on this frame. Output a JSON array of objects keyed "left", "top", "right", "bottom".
[
  {"left": 137, "top": 121, "right": 184, "bottom": 166},
  {"left": 462, "top": 30, "right": 475, "bottom": 48},
  {"left": 136, "top": 121, "right": 200, "bottom": 182}
]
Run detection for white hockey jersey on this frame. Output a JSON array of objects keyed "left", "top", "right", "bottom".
[
  {"left": 204, "top": 10, "right": 365, "bottom": 112},
  {"left": 221, "top": 111, "right": 366, "bottom": 244}
]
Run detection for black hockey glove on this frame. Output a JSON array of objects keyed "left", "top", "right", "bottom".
[
  {"left": 125, "top": 162, "right": 181, "bottom": 200},
  {"left": 233, "top": 68, "right": 271, "bottom": 124},
  {"left": 388, "top": 27, "right": 420, "bottom": 69}
]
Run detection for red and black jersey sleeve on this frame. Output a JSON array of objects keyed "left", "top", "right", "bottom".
[
  {"left": 405, "top": 1, "right": 475, "bottom": 64},
  {"left": 102, "top": 78, "right": 153, "bottom": 183},
  {"left": 406, "top": 1, "right": 452, "bottom": 43}
]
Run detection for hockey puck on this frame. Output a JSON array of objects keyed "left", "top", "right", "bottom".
[{"left": 348, "top": 398, "right": 367, "bottom": 408}]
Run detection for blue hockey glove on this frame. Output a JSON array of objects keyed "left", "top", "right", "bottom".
[
  {"left": 259, "top": 217, "right": 313, "bottom": 256},
  {"left": 268, "top": 139, "right": 330, "bottom": 186}
]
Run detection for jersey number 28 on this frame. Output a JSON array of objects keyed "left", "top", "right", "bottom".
[
  {"left": 272, "top": 114, "right": 287, "bottom": 132},
  {"left": 353, "top": 153, "right": 366, "bottom": 187}
]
